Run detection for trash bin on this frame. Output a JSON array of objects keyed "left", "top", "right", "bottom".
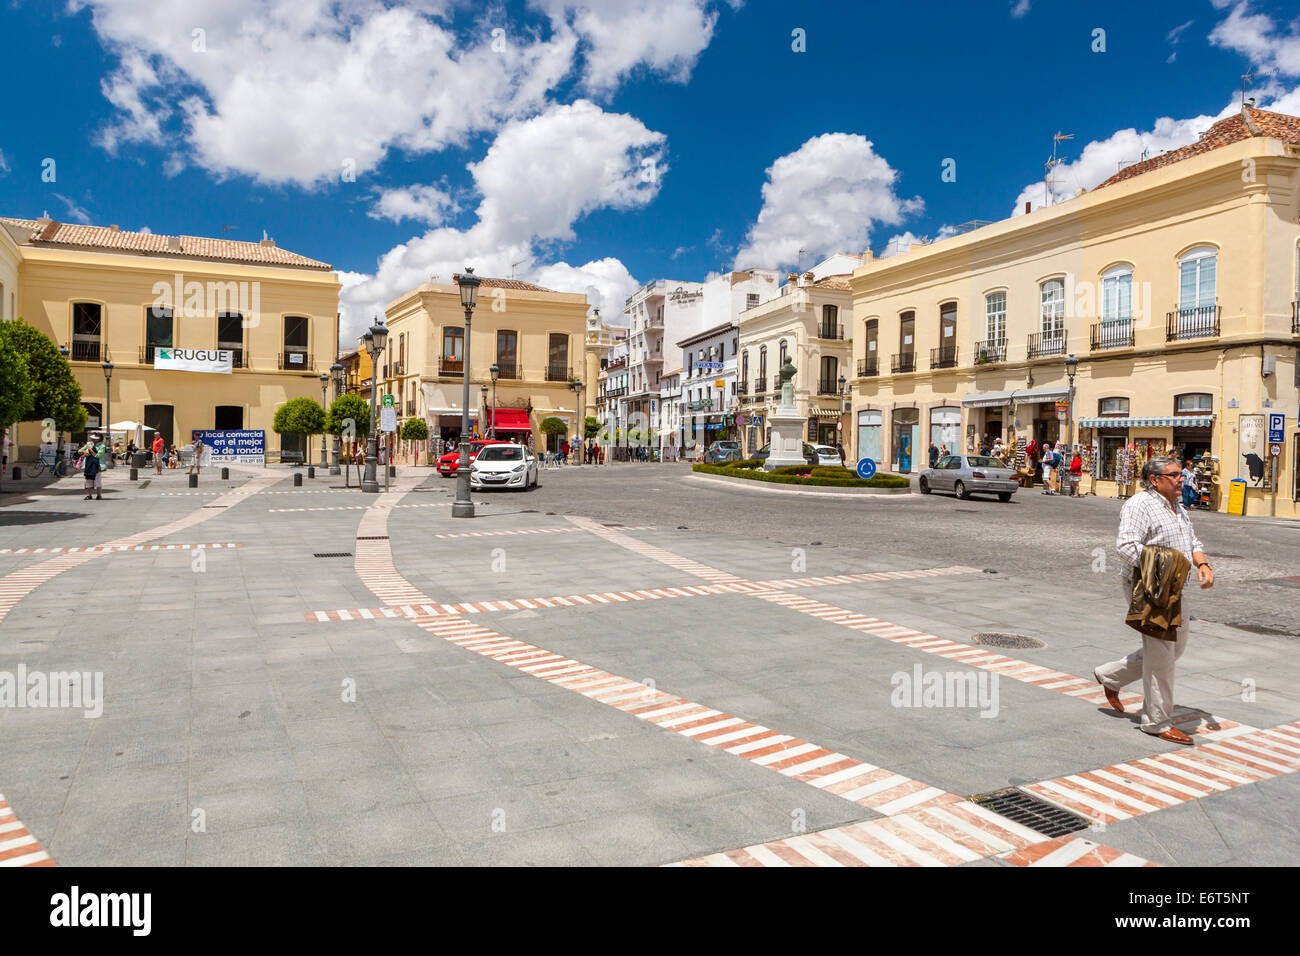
[{"left": 133, "top": 452, "right": 147, "bottom": 468}]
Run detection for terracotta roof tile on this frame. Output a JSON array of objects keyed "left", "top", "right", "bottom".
[
  {"left": 452, "top": 273, "right": 553, "bottom": 292},
  {"left": 1, "top": 217, "right": 332, "bottom": 269},
  {"left": 1095, "top": 107, "right": 1300, "bottom": 189}
]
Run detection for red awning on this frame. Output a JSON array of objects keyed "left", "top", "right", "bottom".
[{"left": 492, "top": 409, "right": 531, "bottom": 431}]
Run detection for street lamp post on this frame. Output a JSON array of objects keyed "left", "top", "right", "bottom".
[
  {"left": 319, "top": 372, "right": 329, "bottom": 467},
  {"left": 838, "top": 374, "right": 848, "bottom": 457},
  {"left": 452, "top": 269, "right": 480, "bottom": 518},
  {"left": 102, "top": 361, "right": 114, "bottom": 467},
  {"left": 1065, "top": 353, "right": 1079, "bottom": 494},
  {"left": 489, "top": 364, "right": 499, "bottom": 440},
  {"left": 480, "top": 385, "right": 489, "bottom": 442},
  {"left": 361, "top": 318, "right": 388, "bottom": 493},
  {"left": 329, "top": 361, "right": 343, "bottom": 475},
  {"left": 569, "top": 379, "right": 583, "bottom": 464}
]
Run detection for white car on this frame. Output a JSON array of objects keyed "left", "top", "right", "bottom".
[
  {"left": 469, "top": 444, "right": 540, "bottom": 491},
  {"left": 812, "top": 444, "right": 843, "bottom": 467}
]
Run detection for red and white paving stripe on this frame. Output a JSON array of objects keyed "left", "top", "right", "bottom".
[
  {"left": 268, "top": 502, "right": 451, "bottom": 513},
  {"left": 302, "top": 566, "right": 980, "bottom": 622},
  {"left": 670, "top": 799, "right": 1051, "bottom": 867},
  {"left": 998, "top": 834, "right": 1158, "bottom": 867},
  {"left": 353, "top": 475, "right": 440, "bottom": 607},
  {"left": 0, "top": 542, "right": 240, "bottom": 555},
  {"left": 751, "top": 589, "right": 1242, "bottom": 737},
  {"left": 567, "top": 516, "right": 748, "bottom": 585},
  {"left": 432, "top": 525, "right": 653, "bottom": 540},
  {"left": 0, "top": 793, "right": 53, "bottom": 867},
  {"left": 1021, "top": 721, "right": 1300, "bottom": 826}
]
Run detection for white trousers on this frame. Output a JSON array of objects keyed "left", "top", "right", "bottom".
[{"left": 1096, "top": 580, "right": 1189, "bottom": 734}]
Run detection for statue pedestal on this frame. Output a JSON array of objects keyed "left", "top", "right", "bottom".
[{"left": 763, "top": 404, "right": 807, "bottom": 471}]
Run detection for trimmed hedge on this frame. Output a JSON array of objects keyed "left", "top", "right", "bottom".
[{"left": 693, "top": 461, "right": 911, "bottom": 488}]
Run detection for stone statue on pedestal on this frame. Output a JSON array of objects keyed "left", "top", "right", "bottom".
[{"left": 778, "top": 357, "right": 796, "bottom": 410}]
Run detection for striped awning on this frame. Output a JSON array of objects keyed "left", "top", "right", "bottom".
[
  {"left": 1079, "top": 416, "right": 1214, "bottom": 429},
  {"left": 808, "top": 406, "right": 843, "bottom": 418}
]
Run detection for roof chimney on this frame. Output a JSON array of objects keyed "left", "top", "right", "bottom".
[
  {"left": 166, "top": 236, "right": 182, "bottom": 252},
  {"left": 1024, "top": 201, "right": 1032, "bottom": 215},
  {"left": 109, "top": 224, "right": 119, "bottom": 231}
]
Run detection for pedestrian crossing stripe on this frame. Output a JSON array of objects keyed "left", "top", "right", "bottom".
[
  {"left": 0, "top": 543, "right": 240, "bottom": 554},
  {"left": 0, "top": 794, "right": 53, "bottom": 867},
  {"left": 998, "top": 834, "right": 1158, "bottom": 867},
  {"left": 432, "top": 526, "right": 654, "bottom": 539},
  {"left": 268, "top": 502, "right": 451, "bottom": 513}
]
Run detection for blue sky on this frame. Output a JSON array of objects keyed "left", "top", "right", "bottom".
[{"left": 3, "top": 0, "right": 1299, "bottom": 340}]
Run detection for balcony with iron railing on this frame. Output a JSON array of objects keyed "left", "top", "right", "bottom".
[
  {"left": 492, "top": 361, "right": 519, "bottom": 380},
  {"left": 815, "top": 323, "right": 845, "bottom": 340},
  {"left": 406, "top": 399, "right": 416, "bottom": 415},
  {"left": 857, "top": 357, "right": 879, "bottom": 377},
  {"left": 278, "top": 351, "right": 314, "bottom": 370},
  {"left": 606, "top": 385, "right": 628, "bottom": 398},
  {"left": 546, "top": 365, "right": 574, "bottom": 382},
  {"left": 891, "top": 352, "right": 916, "bottom": 374},
  {"left": 70, "top": 339, "right": 101, "bottom": 362},
  {"left": 753, "top": 376, "right": 768, "bottom": 395},
  {"left": 1026, "top": 331, "right": 1067, "bottom": 359},
  {"left": 929, "top": 345, "right": 958, "bottom": 370},
  {"left": 816, "top": 378, "right": 843, "bottom": 395},
  {"left": 1166, "top": 305, "right": 1220, "bottom": 342},
  {"left": 1293, "top": 301, "right": 1299, "bottom": 334},
  {"left": 973, "top": 339, "right": 1006, "bottom": 365},
  {"left": 605, "top": 356, "right": 627, "bottom": 370},
  {"left": 439, "top": 357, "right": 464, "bottom": 376},
  {"left": 736, "top": 381, "right": 748, "bottom": 395},
  {"left": 1090, "top": 320, "right": 1134, "bottom": 351}
]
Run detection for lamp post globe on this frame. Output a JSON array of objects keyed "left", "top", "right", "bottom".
[
  {"left": 570, "top": 379, "right": 583, "bottom": 464},
  {"left": 102, "top": 361, "right": 115, "bottom": 467},
  {"left": 329, "top": 362, "right": 344, "bottom": 474},
  {"left": 1064, "top": 354, "right": 1079, "bottom": 450},
  {"left": 452, "top": 268, "right": 481, "bottom": 518},
  {"left": 361, "top": 320, "right": 386, "bottom": 493}
]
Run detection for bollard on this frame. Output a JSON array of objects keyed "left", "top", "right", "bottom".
[
  {"left": 307, "top": 466, "right": 315, "bottom": 479},
  {"left": 188, "top": 473, "right": 198, "bottom": 488},
  {"left": 294, "top": 472, "right": 303, "bottom": 487},
  {"left": 11, "top": 467, "right": 19, "bottom": 481},
  {"left": 130, "top": 467, "right": 138, "bottom": 481},
  {"left": 388, "top": 465, "right": 396, "bottom": 477},
  {"left": 221, "top": 467, "right": 229, "bottom": 480}
]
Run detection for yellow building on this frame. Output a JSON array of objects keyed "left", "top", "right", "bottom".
[
  {"left": 738, "top": 268, "right": 854, "bottom": 454},
  {"left": 850, "top": 107, "right": 1300, "bottom": 516},
  {"left": 1, "top": 216, "right": 339, "bottom": 460},
  {"left": 383, "top": 275, "right": 588, "bottom": 451}
]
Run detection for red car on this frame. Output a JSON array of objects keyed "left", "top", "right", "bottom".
[{"left": 437, "top": 440, "right": 511, "bottom": 476}]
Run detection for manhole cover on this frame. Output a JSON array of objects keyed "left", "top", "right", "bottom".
[
  {"left": 971, "top": 632, "right": 1044, "bottom": 649},
  {"left": 972, "top": 788, "right": 1089, "bottom": 838}
]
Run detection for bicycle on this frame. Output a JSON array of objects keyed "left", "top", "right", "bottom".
[{"left": 26, "top": 452, "right": 69, "bottom": 478}]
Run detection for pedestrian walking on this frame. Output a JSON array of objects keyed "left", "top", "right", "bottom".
[
  {"left": 1069, "top": 449, "right": 1082, "bottom": 496},
  {"left": 836, "top": 440, "right": 846, "bottom": 467},
  {"left": 80, "top": 433, "right": 106, "bottom": 500},
  {"left": 1093, "top": 456, "right": 1213, "bottom": 745},
  {"left": 1180, "top": 459, "right": 1197, "bottom": 508},
  {"left": 189, "top": 437, "right": 205, "bottom": 476},
  {"left": 1040, "top": 442, "right": 1057, "bottom": 494},
  {"left": 152, "top": 433, "right": 165, "bottom": 475}
]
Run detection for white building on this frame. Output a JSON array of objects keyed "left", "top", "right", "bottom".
[{"left": 677, "top": 321, "right": 739, "bottom": 453}]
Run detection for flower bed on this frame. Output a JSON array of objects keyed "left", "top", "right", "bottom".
[{"left": 692, "top": 460, "right": 910, "bottom": 488}]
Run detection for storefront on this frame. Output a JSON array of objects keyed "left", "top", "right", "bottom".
[
  {"left": 891, "top": 407, "right": 919, "bottom": 472},
  {"left": 1079, "top": 415, "right": 1215, "bottom": 502},
  {"left": 857, "top": 409, "right": 882, "bottom": 464},
  {"left": 489, "top": 407, "right": 533, "bottom": 446},
  {"left": 929, "top": 406, "right": 960, "bottom": 458},
  {"left": 961, "top": 391, "right": 1010, "bottom": 452},
  {"left": 808, "top": 406, "right": 842, "bottom": 446}
]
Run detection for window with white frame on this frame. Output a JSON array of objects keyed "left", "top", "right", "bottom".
[
  {"left": 1099, "top": 397, "right": 1129, "bottom": 416},
  {"left": 985, "top": 292, "right": 1006, "bottom": 342},
  {"left": 1040, "top": 279, "right": 1064, "bottom": 338},
  {"left": 1174, "top": 393, "right": 1212, "bottom": 414},
  {"left": 1178, "top": 247, "right": 1217, "bottom": 312},
  {"left": 1101, "top": 266, "right": 1133, "bottom": 325}
]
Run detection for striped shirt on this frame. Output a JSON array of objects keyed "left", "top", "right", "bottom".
[{"left": 1116, "top": 488, "right": 1204, "bottom": 583}]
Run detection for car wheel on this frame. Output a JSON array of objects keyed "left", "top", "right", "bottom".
[
  {"left": 919, "top": 477, "right": 931, "bottom": 494},
  {"left": 954, "top": 480, "right": 970, "bottom": 500},
  {"left": 997, "top": 492, "right": 1012, "bottom": 502}
]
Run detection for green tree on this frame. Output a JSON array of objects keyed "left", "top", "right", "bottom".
[
  {"left": 326, "top": 393, "right": 372, "bottom": 441},
  {"left": 0, "top": 323, "right": 35, "bottom": 432},
  {"left": 583, "top": 415, "right": 600, "bottom": 439},
  {"left": 539, "top": 416, "right": 567, "bottom": 437},
  {"left": 399, "top": 418, "right": 428, "bottom": 441},
  {"left": 272, "top": 396, "right": 325, "bottom": 440},
  {"left": 5, "top": 321, "right": 86, "bottom": 432}
]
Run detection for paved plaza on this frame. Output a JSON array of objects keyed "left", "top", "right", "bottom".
[{"left": 1, "top": 463, "right": 1298, "bottom": 867}]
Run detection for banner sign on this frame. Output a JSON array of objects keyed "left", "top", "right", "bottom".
[
  {"left": 190, "top": 429, "right": 265, "bottom": 463},
  {"left": 156, "top": 348, "right": 233, "bottom": 374}
]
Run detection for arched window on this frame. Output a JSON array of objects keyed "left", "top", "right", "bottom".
[
  {"left": 984, "top": 293, "right": 1006, "bottom": 344},
  {"left": 1040, "top": 280, "right": 1064, "bottom": 338},
  {"left": 863, "top": 319, "right": 879, "bottom": 375},
  {"left": 759, "top": 345, "right": 768, "bottom": 390},
  {"left": 779, "top": 339, "right": 788, "bottom": 368},
  {"left": 1178, "top": 247, "right": 1217, "bottom": 311}
]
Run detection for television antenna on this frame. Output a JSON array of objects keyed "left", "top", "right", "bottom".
[
  {"left": 221, "top": 224, "right": 238, "bottom": 236},
  {"left": 1241, "top": 68, "right": 1275, "bottom": 109},
  {"left": 511, "top": 259, "right": 526, "bottom": 279},
  {"left": 1044, "top": 131, "right": 1073, "bottom": 207}
]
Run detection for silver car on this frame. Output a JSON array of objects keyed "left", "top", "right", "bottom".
[
  {"left": 919, "top": 454, "right": 1018, "bottom": 501},
  {"left": 470, "top": 444, "right": 540, "bottom": 491}
]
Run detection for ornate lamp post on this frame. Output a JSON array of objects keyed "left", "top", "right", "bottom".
[
  {"left": 102, "top": 360, "right": 115, "bottom": 467},
  {"left": 361, "top": 318, "right": 388, "bottom": 493},
  {"left": 569, "top": 379, "right": 583, "bottom": 464},
  {"left": 480, "top": 385, "right": 489, "bottom": 439},
  {"left": 489, "top": 363, "right": 499, "bottom": 439},
  {"left": 452, "top": 268, "right": 480, "bottom": 518},
  {"left": 329, "top": 361, "right": 343, "bottom": 474},
  {"left": 1065, "top": 351, "right": 1079, "bottom": 452},
  {"left": 319, "top": 372, "right": 329, "bottom": 467}
]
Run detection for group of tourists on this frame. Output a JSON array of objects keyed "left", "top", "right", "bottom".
[{"left": 1026, "top": 438, "right": 1082, "bottom": 496}]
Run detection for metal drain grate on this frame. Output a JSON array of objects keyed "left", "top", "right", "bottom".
[
  {"left": 202, "top": 504, "right": 229, "bottom": 509},
  {"left": 356, "top": 535, "right": 389, "bottom": 540},
  {"left": 972, "top": 631, "right": 1044, "bottom": 649},
  {"left": 313, "top": 552, "right": 353, "bottom": 558},
  {"left": 972, "top": 788, "right": 1089, "bottom": 838}
]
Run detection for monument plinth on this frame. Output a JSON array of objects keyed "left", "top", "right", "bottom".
[{"left": 763, "top": 357, "right": 808, "bottom": 471}]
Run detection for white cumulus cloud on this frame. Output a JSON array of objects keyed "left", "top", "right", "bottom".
[
  {"left": 532, "top": 257, "right": 639, "bottom": 321},
  {"left": 369, "top": 185, "right": 458, "bottom": 227},
  {"left": 733, "top": 133, "right": 922, "bottom": 271}
]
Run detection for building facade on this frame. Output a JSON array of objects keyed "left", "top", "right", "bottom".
[
  {"left": 738, "top": 262, "right": 855, "bottom": 455},
  {"left": 677, "top": 321, "right": 739, "bottom": 452},
  {"left": 849, "top": 107, "right": 1300, "bottom": 514},
  {"left": 384, "top": 276, "right": 588, "bottom": 452},
  {"left": 1, "top": 216, "right": 339, "bottom": 459}
]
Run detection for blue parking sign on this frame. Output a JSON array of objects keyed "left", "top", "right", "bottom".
[
  {"left": 1268, "top": 413, "right": 1285, "bottom": 443},
  {"left": 856, "top": 457, "right": 877, "bottom": 480}
]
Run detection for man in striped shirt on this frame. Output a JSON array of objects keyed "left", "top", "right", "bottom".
[{"left": 1094, "top": 456, "right": 1214, "bottom": 745}]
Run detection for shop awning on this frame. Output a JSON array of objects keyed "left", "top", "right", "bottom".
[
  {"left": 962, "top": 391, "right": 1011, "bottom": 408},
  {"left": 1011, "top": 386, "right": 1069, "bottom": 404},
  {"left": 808, "top": 406, "right": 843, "bottom": 418},
  {"left": 1079, "top": 416, "right": 1214, "bottom": 429},
  {"left": 492, "top": 408, "right": 531, "bottom": 431}
]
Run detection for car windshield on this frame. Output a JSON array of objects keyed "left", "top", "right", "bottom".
[
  {"left": 476, "top": 446, "right": 523, "bottom": 461},
  {"left": 714, "top": 442, "right": 739, "bottom": 450},
  {"left": 966, "top": 456, "right": 1004, "bottom": 468},
  {"left": 814, "top": 446, "right": 835, "bottom": 454}
]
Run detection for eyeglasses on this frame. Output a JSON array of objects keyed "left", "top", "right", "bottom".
[{"left": 1154, "top": 471, "right": 1184, "bottom": 481}]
